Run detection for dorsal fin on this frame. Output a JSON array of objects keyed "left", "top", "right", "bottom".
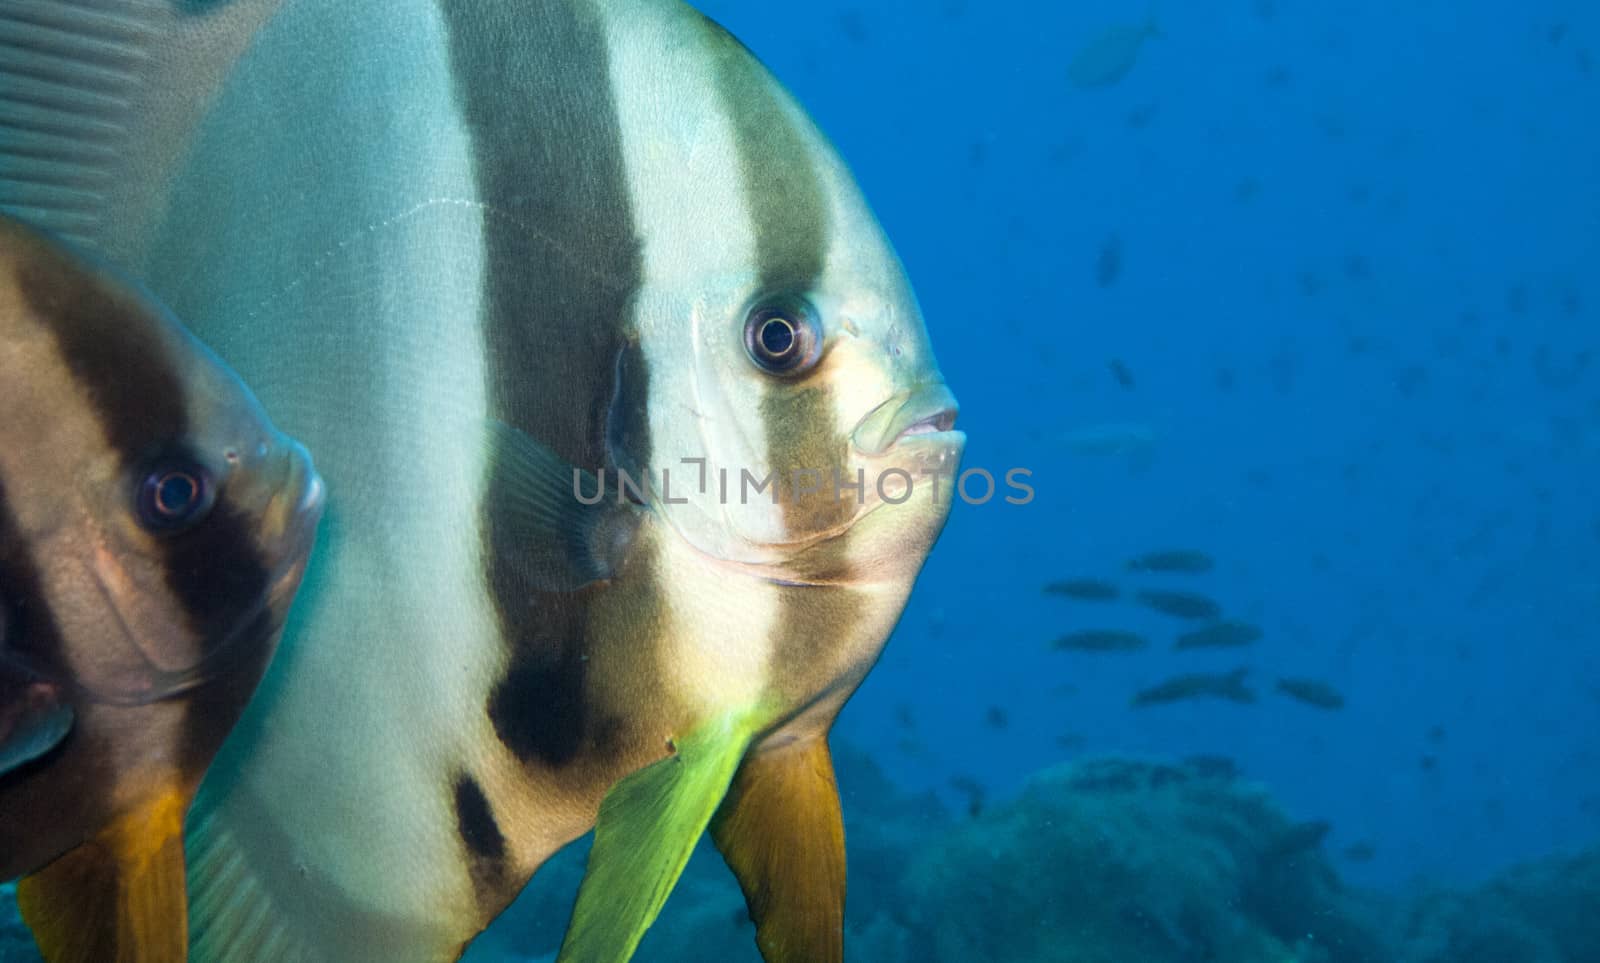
[{"left": 0, "top": 0, "right": 281, "bottom": 263}]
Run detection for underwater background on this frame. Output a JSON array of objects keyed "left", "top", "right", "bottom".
[{"left": 5, "top": 0, "right": 1598, "bottom": 960}]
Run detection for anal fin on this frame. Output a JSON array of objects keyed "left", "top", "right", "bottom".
[
  {"left": 555, "top": 713, "right": 754, "bottom": 963},
  {"left": 18, "top": 785, "right": 190, "bottom": 963},
  {"left": 710, "top": 737, "right": 846, "bottom": 963}
]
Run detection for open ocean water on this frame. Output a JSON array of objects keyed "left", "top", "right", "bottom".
[{"left": 3, "top": 1, "right": 1597, "bottom": 961}]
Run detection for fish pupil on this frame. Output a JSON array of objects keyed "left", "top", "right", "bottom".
[
  {"left": 759, "top": 317, "right": 796, "bottom": 357},
  {"left": 156, "top": 473, "right": 199, "bottom": 515},
  {"left": 136, "top": 458, "right": 215, "bottom": 533}
]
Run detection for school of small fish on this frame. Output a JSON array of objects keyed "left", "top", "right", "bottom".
[{"left": 1042, "top": 547, "right": 1349, "bottom": 712}]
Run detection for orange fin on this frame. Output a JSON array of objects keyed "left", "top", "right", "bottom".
[
  {"left": 709, "top": 737, "right": 845, "bottom": 963},
  {"left": 18, "top": 786, "right": 190, "bottom": 963}
]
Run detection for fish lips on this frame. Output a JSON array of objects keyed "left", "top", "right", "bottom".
[
  {"left": 851, "top": 381, "right": 964, "bottom": 457},
  {"left": 844, "top": 382, "right": 965, "bottom": 520}
]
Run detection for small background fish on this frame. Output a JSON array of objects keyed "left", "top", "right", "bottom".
[{"left": 1068, "top": 18, "right": 1160, "bottom": 88}]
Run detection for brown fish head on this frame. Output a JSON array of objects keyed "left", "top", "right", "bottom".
[
  {"left": 0, "top": 218, "right": 323, "bottom": 707},
  {"left": 0, "top": 217, "right": 322, "bottom": 883}
]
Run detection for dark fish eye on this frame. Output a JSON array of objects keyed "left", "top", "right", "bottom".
[
  {"left": 744, "top": 298, "right": 821, "bottom": 375},
  {"left": 136, "top": 459, "right": 216, "bottom": 534},
  {"left": 759, "top": 316, "right": 795, "bottom": 356}
]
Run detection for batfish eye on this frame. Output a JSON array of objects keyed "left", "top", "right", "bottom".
[
  {"left": 136, "top": 459, "right": 216, "bottom": 533},
  {"left": 744, "top": 299, "right": 821, "bottom": 376}
]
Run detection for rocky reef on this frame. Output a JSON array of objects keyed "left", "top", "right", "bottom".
[
  {"left": 466, "top": 749, "right": 1595, "bottom": 963},
  {"left": 1392, "top": 846, "right": 1600, "bottom": 963},
  {"left": 897, "top": 757, "right": 1390, "bottom": 963},
  {"left": 3, "top": 752, "right": 1596, "bottom": 962}
]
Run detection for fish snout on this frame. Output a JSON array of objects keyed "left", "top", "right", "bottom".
[{"left": 851, "top": 381, "right": 963, "bottom": 457}]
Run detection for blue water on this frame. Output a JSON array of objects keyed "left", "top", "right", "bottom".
[
  {"left": 697, "top": 0, "right": 1599, "bottom": 889},
  {"left": 2, "top": 2, "right": 1596, "bottom": 961}
]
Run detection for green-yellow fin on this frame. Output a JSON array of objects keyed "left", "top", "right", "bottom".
[
  {"left": 18, "top": 786, "right": 190, "bottom": 963},
  {"left": 710, "top": 737, "right": 846, "bottom": 963},
  {"left": 555, "top": 713, "right": 754, "bottom": 963}
]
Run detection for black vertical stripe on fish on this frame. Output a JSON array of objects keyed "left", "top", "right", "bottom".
[
  {"left": 453, "top": 774, "right": 505, "bottom": 861},
  {"left": 767, "top": 581, "right": 868, "bottom": 704},
  {"left": 606, "top": 336, "right": 654, "bottom": 486},
  {"left": 174, "top": 604, "right": 278, "bottom": 779},
  {"left": 701, "top": 18, "right": 830, "bottom": 295},
  {"left": 453, "top": 772, "right": 508, "bottom": 911},
  {"left": 12, "top": 254, "right": 269, "bottom": 668},
  {"left": 438, "top": 1, "right": 646, "bottom": 769},
  {"left": 14, "top": 248, "right": 187, "bottom": 470},
  {"left": 761, "top": 382, "right": 854, "bottom": 536},
  {"left": 699, "top": 14, "right": 868, "bottom": 700}
]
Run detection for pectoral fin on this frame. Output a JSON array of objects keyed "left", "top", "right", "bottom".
[
  {"left": 481, "top": 419, "right": 640, "bottom": 592},
  {"left": 710, "top": 737, "right": 846, "bottom": 963},
  {"left": 18, "top": 785, "right": 191, "bottom": 963},
  {"left": 0, "top": 683, "right": 73, "bottom": 776},
  {"left": 555, "top": 714, "right": 754, "bottom": 963}
]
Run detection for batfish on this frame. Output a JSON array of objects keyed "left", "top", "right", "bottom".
[{"left": 0, "top": 215, "right": 323, "bottom": 962}]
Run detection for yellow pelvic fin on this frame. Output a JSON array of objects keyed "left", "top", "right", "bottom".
[
  {"left": 18, "top": 785, "right": 191, "bottom": 963},
  {"left": 555, "top": 713, "right": 754, "bottom": 963},
  {"left": 710, "top": 737, "right": 846, "bottom": 963}
]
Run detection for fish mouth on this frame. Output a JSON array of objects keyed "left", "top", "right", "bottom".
[
  {"left": 895, "top": 408, "right": 958, "bottom": 439},
  {"left": 852, "top": 381, "right": 963, "bottom": 456}
]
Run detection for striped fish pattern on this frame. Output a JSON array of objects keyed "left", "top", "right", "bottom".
[
  {"left": 0, "top": 1, "right": 962, "bottom": 960},
  {"left": 0, "top": 213, "right": 323, "bottom": 961}
]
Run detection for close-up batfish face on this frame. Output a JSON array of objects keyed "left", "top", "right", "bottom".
[
  {"left": 616, "top": 15, "right": 964, "bottom": 581},
  {"left": 0, "top": 218, "right": 323, "bottom": 706}
]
